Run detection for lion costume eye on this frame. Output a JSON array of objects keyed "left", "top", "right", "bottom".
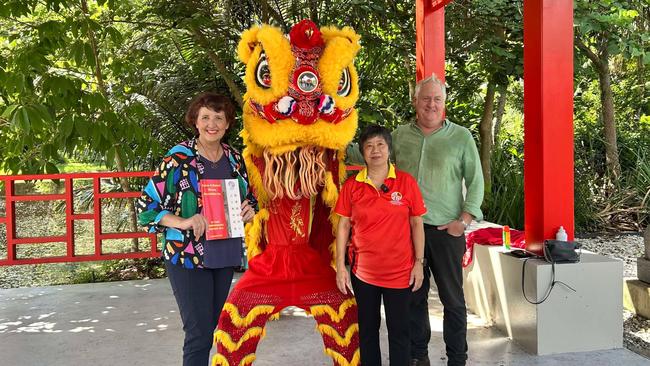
[
  {"left": 256, "top": 52, "right": 271, "bottom": 88},
  {"left": 337, "top": 68, "right": 351, "bottom": 97}
]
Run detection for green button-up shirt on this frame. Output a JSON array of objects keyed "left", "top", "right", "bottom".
[
  {"left": 347, "top": 120, "right": 484, "bottom": 226},
  {"left": 392, "top": 120, "right": 484, "bottom": 225}
]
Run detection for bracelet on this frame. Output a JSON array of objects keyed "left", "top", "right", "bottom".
[{"left": 415, "top": 257, "right": 427, "bottom": 266}]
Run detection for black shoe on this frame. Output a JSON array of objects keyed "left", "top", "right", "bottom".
[{"left": 410, "top": 358, "right": 431, "bottom": 366}]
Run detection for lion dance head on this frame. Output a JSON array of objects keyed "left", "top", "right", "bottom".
[{"left": 239, "top": 20, "right": 360, "bottom": 261}]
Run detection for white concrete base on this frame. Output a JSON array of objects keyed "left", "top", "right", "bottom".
[{"left": 464, "top": 244, "right": 623, "bottom": 355}]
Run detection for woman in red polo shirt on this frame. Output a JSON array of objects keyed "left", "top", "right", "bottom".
[{"left": 335, "top": 124, "right": 426, "bottom": 366}]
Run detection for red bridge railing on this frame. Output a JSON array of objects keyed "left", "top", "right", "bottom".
[{"left": 0, "top": 171, "right": 159, "bottom": 266}]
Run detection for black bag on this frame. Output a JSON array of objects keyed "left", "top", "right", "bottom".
[
  {"left": 522, "top": 239, "right": 581, "bottom": 304},
  {"left": 543, "top": 239, "right": 581, "bottom": 263}
]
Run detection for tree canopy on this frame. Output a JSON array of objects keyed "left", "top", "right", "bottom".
[{"left": 1, "top": 0, "right": 648, "bottom": 232}]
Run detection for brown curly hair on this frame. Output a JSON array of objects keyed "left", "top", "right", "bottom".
[{"left": 184, "top": 92, "right": 235, "bottom": 135}]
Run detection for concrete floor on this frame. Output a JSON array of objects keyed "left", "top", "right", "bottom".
[{"left": 1, "top": 275, "right": 648, "bottom": 366}]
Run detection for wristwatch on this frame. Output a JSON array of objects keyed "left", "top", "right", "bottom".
[
  {"left": 458, "top": 218, "right": 470, "bottom": 229},
  {"left": 415, "top": 257, "right": 427, "bottom": 266}
]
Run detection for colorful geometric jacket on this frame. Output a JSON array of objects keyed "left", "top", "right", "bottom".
[{"left": 136, "top": 138, "right": 257, "bottom": 269}]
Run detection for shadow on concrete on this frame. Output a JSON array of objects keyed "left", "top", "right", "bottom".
[{"left": 1, "top": 275, "right": 648, "bottom": 365}]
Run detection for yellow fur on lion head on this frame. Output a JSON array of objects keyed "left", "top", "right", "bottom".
[{"left": 238, "top": 21, "right": 361, "bottom": 154}]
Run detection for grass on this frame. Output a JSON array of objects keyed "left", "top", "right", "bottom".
[
  {"left": 56, "top": 161, "right": 107, "bottom": 173},
  {"left": 1, "top": 160, "right": 105, "bottom": 176}
]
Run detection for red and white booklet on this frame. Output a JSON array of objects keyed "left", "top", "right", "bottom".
[{"left": 200, "top": 179, "right": 245, "bottom": 240}]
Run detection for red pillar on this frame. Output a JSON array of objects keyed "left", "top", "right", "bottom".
[
  {"left": 523, "top": 0, "right": 574, "bottom": 253},
  {"left": 416, "top": 1, "right": 449, "bottom": 82}
]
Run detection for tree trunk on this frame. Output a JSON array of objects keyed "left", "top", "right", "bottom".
[
  {"left": 597, "top": 60, "right": 621, "bottom": 180},
  {"left": 82, "top": 0, "right": 139, "bottom": 251},
  {"left": 258, "top": 0, "right": 285, "bottom": 29},
  {"left": 404, "top": 52, "right": 415, "bottom": 101},
  {"left": 493, "top": 83, "right": 507, "bottom": 143},
  {"left": 479, "top": 80, "right": 496, "bottom": 200},
  {"left": 575, "top": 35, "right": 621, "bottom": 181},
  {"left": 636, "top": 10, "right": 646, "bottom": 123}
]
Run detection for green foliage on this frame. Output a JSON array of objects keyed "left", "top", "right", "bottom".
[
  {"left": 579, "top": 136, "right": 650, "bottom": 231},
  {"left": 0, "top": 0, "right": 168, "bottom": 174},
  {"left": 0, "top": 0, "right": 648, "bottom": 234},
  {"left": 575, "top": 0, "right": 648, "bottom": 63},
  {"left": 445, "top": 0, "right": 523, "bottom": 128},
  {"left": 482, "top": 137, "right": 524, "bottom": 229}
]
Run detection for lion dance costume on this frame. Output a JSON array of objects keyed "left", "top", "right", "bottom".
[{"left": 212, "top": 20, "right": 361, "bottom": 366}]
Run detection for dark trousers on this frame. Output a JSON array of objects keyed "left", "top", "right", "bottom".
[
  {"left": 351, "top": 272, "right": 411, "bottom": 366},
  {"left": 165, "top": 261, "right": 234, "bottom": 366},
  {"left": 410, "top": 225, "right": 468, "bottom": 366}
]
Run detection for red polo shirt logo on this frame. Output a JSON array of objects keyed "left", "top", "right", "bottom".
[{"left": 390, "top": 191, "right": 403, "bottom": 205}]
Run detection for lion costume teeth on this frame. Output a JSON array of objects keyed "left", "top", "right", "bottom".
[{"left": 213, "top": 20, "right": 361, "bottom": 366}]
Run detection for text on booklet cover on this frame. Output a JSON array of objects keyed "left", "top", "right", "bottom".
[{"left": 200, "top": 179, "right": 245, "bottom": 240}]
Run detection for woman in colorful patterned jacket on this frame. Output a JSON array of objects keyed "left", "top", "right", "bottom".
[{"left": 136, "top": 92, "right": 257, "bottom": 366}]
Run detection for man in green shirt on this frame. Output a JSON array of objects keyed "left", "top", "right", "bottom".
[{"left": 399, "top": 75, "right": 483, "bottom": 366}]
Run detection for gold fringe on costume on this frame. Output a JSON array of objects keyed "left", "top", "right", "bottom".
[
  {"left": 212, "top": 353, "right": 257, "bottom": 366},
  {"left": 221, "top": 303, "right": 276, "bottom": 328},
  {"left": 244, "top": 208, "right": 269, "bottom": 260},
  {"left": 316, "top": 323, "right": 359, "bottom": 347},
  {"left": 214, "top": 327, "right": 266, "bottom": 353},
  {"left": 241, "top": 110, "right": 358, "bottom": 154},
  {"left": 321, "top": 154, "right": 349, "bottom": 263},
  {"left": 323, "top": 348, "right": 361, "bottom": 366},
  {"left": 262, "top": 147, "right": 327, "bottom": 200},
  {"left": 309, "top": 298, "right": 357, "bottom": 323}
]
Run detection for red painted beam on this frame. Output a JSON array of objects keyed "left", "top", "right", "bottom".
[
  {"left": 65, "top": 178, "right": 75, "bottom": 257},
  {"left": 5, "top": 180, "right": 16, "bottom": 261},
  {"left": 416, "top": 0, "right": 446, "bottom": 82},
  {"left": 0, "top": 171, "right": 153, "bottom": 181},
  {"left": 100, "top": 232, "right": 151, "bottom": 240},
  {"left": 96, "top": 191, "right": 141, "bottom": 199},
  {"left": 10, "top": 193, "right": 66, "bottom": 201},
  {"left": 71, "top": 213, "right": 94, "bottom": 220},
  {"left": 524, "top": 0, "right": 574, "bottom": 253},
  {"left": 12, "top": 235, "right": 68, "bottom": 245},
  {"left": 429, "top": 0, "right": 454, "bottom": 12},
  {"left": 93, "top": 177, "right": 102, "bottom": 256},
  {"left": 149, "top": 233, "right": 158, "bottom": 253}
]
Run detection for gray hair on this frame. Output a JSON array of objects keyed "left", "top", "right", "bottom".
[{"left": 414, "top": 74, "right": 446, "bottom": 101}]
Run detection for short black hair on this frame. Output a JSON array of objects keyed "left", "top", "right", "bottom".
[{"left": 358, "top": 124, "right": 392, "bottom": 157}]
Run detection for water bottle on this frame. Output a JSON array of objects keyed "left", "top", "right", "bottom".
[{"left": 556, "top": 226, "right": 568, "bottom": 241}]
